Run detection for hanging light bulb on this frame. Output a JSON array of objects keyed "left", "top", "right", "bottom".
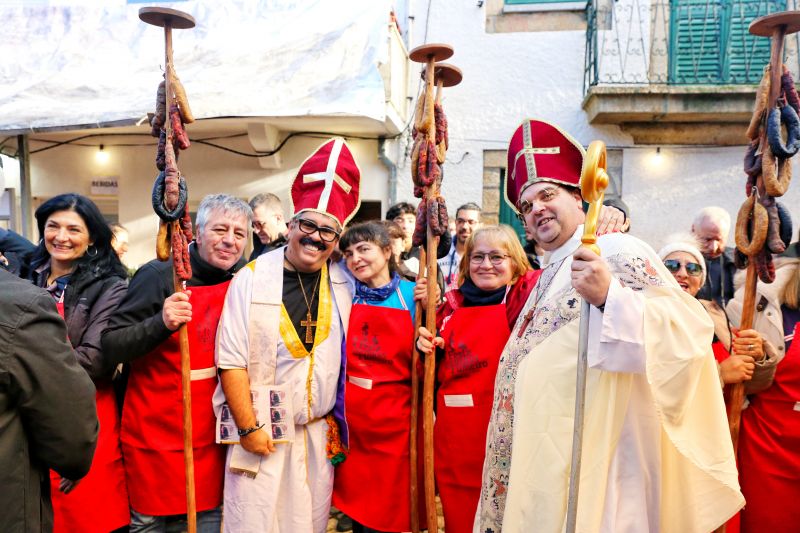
[
  {"left": 652, "top": 146, "right": 662, "bottom": 166},
  {"left": 96, "top": 144, "right": 110, "bottom": 164}
]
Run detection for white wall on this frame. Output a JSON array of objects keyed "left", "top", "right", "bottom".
[
  {"left": 396, "top": 0, "right": 630, "bottom": 211},
  {"left": 405, "top": 0, "right": 800, "bottom": 252},
  {"left": 623, "top": 146, "right": 800, "bottom": 250},
  {"left": 28, "top": 132, "right": 390, "bottom": 267}
]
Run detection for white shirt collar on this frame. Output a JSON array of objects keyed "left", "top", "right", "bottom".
[{"left": 542, "top": 224, "right": 584, "bottom": 267}]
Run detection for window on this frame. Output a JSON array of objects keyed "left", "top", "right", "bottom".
[
  {"left": 498, "top": 169, "right": 527, "bottom": 242},
  {"left": 669, "top": 0, "right": 782, "bottom": 84}
]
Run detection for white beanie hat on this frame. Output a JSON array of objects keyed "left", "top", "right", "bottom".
[{"left": 657, "top": 239, "right": 707, "bottom": 287}]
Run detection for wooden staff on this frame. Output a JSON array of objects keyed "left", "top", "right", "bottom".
[
  {"left": 410, "top": 246, "right": 425, "bottom": 533},
  {"left": 564, "top": 141, "right": 609, "bottom": 533},
  {"left": 139, "top": 8, "right": 197, "bottom": 532},
  {"left": 728, "top": 11, "right": 800, "bottom": 454},
  {"left": 409, "top": 43, "right": 456, "bottom": 532}
]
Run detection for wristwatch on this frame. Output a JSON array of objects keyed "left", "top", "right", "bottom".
[{"left": 237, "top": 423, "right": 264, "bottom": 437}]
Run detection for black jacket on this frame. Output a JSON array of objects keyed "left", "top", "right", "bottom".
[
  {"left": 31, "top": 265, "right": 127, "bottom": 379},
  {"left": 0, "top": 269, "right": 98, "bottom": 533},
  {"left": 697, "top": 248, "right": 736, "bottom": 306},
  {"left": 249, "top": 233, "right": 288, "bottom": 261},
  {"left": 102, "top": 243, "right": 242, "bottom": 366}
]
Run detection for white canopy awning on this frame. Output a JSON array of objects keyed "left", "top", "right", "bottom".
[{"left": 0, "top": 0, "right": 392, "bottom": 133}]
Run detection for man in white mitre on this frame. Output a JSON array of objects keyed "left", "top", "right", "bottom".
[
  {"left": 475, "top": 119, "right": 744, "bottom": 533},
  {"left": 214, "top": 138, "right": 361, "bottom": 532}
]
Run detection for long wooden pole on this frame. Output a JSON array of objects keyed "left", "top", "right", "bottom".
[
  {"left": 164, "top": 20, "right": 197, "bottom": 533},
  {"left": 422, "top": 54, "right": 441, "bottom": 533},
  {"left": 409, "top": 247, "right": 426, "bottom": 533},
  {"left": 727, "top": 23, "right": 785, "bottom": 455}
]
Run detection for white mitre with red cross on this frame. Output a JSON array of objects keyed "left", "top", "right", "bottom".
[{"left": 290, "top": 137, "right": 362, "bottom": 227}]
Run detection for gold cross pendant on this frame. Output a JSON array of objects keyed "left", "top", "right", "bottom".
[{"left": 301, "top": 310, "right": 317, "bottom": 344}]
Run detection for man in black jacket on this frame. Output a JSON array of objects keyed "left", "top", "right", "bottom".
[
  {"left": 0, "top": 269, "right": 98, "bottom": 532},
  {"left": 248, "top": 193, "right": 288, "bottom": 260},
  {"left": 102, "top": 194, "right": 251, "bottom": 533}
]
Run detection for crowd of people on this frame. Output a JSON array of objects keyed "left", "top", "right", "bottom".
[{"left": 1, "top": 121, "right": 798, "bottom": 533}]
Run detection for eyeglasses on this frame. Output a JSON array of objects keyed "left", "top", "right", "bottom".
[
  {"left": 470, "top": 252, "right": 510, "bottom": 266},
  {"left": 663, "top": 259, "right": 703, "bottom": 277},
  {"left": 518, "top": 186, "right": 560, "bottom": 216},
  {"left": 296, "top": 217, "right": 340, "bottom": 243}
]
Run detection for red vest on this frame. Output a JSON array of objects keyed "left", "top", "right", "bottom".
[
  {"left": 435, "top": 302, "right": 510, "bottom": 533},
  {"left": 51, "top": 303, "right": 130, "bottom": 532},
  {"left": 332, "top": 300, "right": 426, "bottom": 531},
  {"left": 120, "top": 281, "right": 229, "bottom": 515},
  {"left": 739, "top": 324, "right": 800, "bottom": 531}
]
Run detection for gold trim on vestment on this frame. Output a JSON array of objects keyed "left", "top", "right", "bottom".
[{"left": 278, "top": 262, "right": 331, "bottom": 420}]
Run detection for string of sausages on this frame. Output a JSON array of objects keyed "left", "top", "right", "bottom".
[
  {"left": 150, "top": 71, "right": 195, "bottom": 280},
  {"left": 411, "top": 74, "right": 449, "bottom": 247},
  {"left": 737, "top": 64, "right": 795, "bottom": 282}
]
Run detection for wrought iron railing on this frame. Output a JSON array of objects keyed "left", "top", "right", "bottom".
[{"left": 584, "top": 0, "right": 800, "bottom": 92}]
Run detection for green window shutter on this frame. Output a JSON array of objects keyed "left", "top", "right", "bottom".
[
  {"left": 670, "top": 0, "right": 783, "bottom": 85},
  {"left": 724, "top": 0, "right": 782, "bottom": 83},
  {"left": 670, "top": 0, "right": 724, "bottom": 84},
  {"left": 498, "top": 169, "right": 527, "bottom": 242}
]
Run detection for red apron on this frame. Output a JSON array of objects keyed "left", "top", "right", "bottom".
[
  {"left": 120, "top": 282, "right": 229, "bottom": 516},
  {"left": 51, "top": 301, "right": 130, "bottom": 532},
  {"left": 711, "top": 340, "right": 740, "bottom": 533},
  {"left": 739, "top": 323, "right": 800, "bottom": 531},
  {"left": 434, "top": 303, "right": 510, "bottom": 533},
  {"left": 332, "top": 297, "right": 426, "bottom": 531}
]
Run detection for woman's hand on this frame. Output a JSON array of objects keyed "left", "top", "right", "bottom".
[
  {"left": 414, "top": 278, "right": 428, "bottom": 308},
  {"left": 59, "top": 477, "right": 81, "bottom": 494},
  {"left": 731, "top": 328, "right": 765, "bottom": 361},
  {"left": 720, "top": 354, "right": 756, "bottom": 384},
  {"left": 417, "top": 326, "right": 444, "bottom": 355}
]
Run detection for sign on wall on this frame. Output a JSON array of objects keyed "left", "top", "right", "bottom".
[{"left": 91, "top": 177, "right": 119, "bottom": 195}]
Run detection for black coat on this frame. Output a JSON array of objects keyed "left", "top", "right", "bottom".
[
  {"left": 0, "top": 269, "right": 98, "bottom": 532},
  {"left": 102, "top": 243, "right": 241, "bottom": 367}
]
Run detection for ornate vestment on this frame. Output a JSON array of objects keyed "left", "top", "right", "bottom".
[{"left": 476, "top": 227, "right": 744, "bottom": 533}]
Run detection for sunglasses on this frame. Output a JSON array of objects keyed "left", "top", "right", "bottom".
[
  {"left": 663, "top": 259, "right": 703, "bottom": 277},
  {"left": 296, "top": 218, "right": 340, "bottom": 243}
]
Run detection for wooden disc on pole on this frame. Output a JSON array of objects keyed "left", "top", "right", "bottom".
[
  {"left": 422, "top": 62, "right": 463, "bottom": 88},
  {"left": 749, "top": 11, "right": 800, "bottom": 37},
  {"left": 139, "top": 7, "right": 196, "bottom": 29},
  {"left": 409, "top": 43, "right": 454, "bottom": 63}
]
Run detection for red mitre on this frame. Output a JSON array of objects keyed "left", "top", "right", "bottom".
[
  {"left": 504, "top": 119, "right": 585, "bottom": 213},
  {"left": 290, "top": 138, "right": 362, "bottom": 227}
]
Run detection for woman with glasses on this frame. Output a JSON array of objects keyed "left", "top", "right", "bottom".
[
  {"left": 726, "top": 239, "right": 800, "bottom": 532},
  {"left": 416, "top": 224, "right": 540, "bottom": 533},
  {"left": 658, "top": 238, "right": 778, "bottom": 393},
  {"left": 331, "top": 221, "right": 425, "bottom": 533}
]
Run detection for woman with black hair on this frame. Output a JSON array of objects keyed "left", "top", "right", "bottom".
[
  {"left": 8, "top": 193, "right": 130, "bottom": 532},
  {"left": 331, "top": 220, "right": 425, "bottom": 533}
]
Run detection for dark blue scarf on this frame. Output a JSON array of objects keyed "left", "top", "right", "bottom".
[
  {"left": 460, "top": 277, "right": 507, "bottom": 307},
  {"left": 355, "top": 272, "right": 402, "bottom": 303}
]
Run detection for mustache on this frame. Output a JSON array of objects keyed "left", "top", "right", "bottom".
[{"left": 299, "top": 236, "right": 327, "bottom": 251}]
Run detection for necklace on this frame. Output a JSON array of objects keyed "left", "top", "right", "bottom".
[
  {"left": 285, "top": 256, "right": 322, "bottom": 344},
  {"left": 516, "top": 256, "right": 568, "bottom": 338}
]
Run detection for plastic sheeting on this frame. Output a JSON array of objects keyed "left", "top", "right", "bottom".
[{"left": 0, "top": 0, "right": 391, "bottom": 132}]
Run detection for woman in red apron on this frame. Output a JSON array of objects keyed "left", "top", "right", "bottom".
[
  {"left": 736, "top": 250, "right": 800, "bottom": 531},
  {"left": 332, "top": 221, "right": 424, "bottom": 533},
  {"left": 13, "top": 194, "right": 130, "bottom": 532},
  {"left": 416, "top": 225, "right": 539, "bottom": 533}
]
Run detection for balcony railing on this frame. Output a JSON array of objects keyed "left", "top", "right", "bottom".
[{"left": 584, "top": 0, "right": 800, "bottom": 93}]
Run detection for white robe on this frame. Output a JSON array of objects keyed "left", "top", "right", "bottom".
[
  {"left": 213, "top": 248, "right": 352, "bottom": 533},
  {"left": 476, "top": 226, "right": 744, "bottom": 533}
]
